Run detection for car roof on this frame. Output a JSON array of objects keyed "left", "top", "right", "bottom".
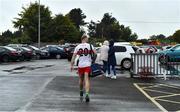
[
  {"left": 3, "top": 46, "right": 17, "bottom": 51},
  {"left": 114, "top": 42, "right": 131, "bottom": 46}
]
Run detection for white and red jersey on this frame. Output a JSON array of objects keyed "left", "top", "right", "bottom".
[{"left": 74, "top": 43, "right": 95, "bottom": 68}]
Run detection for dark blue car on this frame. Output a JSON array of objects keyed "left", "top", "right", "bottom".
[
  {"left": 159, "top": 44, "right": 180, "bottom": 63},
  {"left": 41, "top": 46, "right": 67, "bottom": 59}
]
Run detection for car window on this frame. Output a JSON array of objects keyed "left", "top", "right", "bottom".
[
  {"left": 41, "top": 47, "right": 49, "bottom": 51},
  {"left": 50, "top": 47, "right": 58, "bottom": 51},
  {"left": 173, "top": 45, "right": 180, "bottom": 50},
  {"left": 0, "top": 47, "right": 6, "bottom": 52},
  {"left": 22, "top": 47, "right": 31, "bottom": 51},
  {"left": 114, "top": 46, "right": 127, "bottom": 52},
  {"left": 4, "top": 46, "right": 16, "bottom": 51},
  {"left": 132, "top": 46, "right": 138, "bottom": 52},
  {"left": 30, "top": 46, "right": 39, "bottom": 50}
]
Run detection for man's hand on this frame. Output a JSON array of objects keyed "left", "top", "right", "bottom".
[{"left": 70, "top": 53, "right": 76, "bottom": 72}]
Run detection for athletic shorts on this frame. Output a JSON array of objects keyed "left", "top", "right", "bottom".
[{"left": 78, "top": 66, "right": 91, "bottom": 76}]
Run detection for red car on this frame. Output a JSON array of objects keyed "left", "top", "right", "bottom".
[{"left": 0, "top": 46, "right": 21, "bottom": 62}]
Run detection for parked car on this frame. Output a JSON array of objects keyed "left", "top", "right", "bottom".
[
  {"left": 0, "top": 46, "right": 21, "bottom": 62},
  {"left": 23, "top": 45, "right": 49, "bottom": 59},
  {"left": 162, "top": 45, "right": 172, "bottom": 51},
  {"left": 67, "top": 47, "right": 76, "bottom": 61},
  {"left": 8, "top": 44, "right": 49, "bottom": 59},
  {"left": 140, "top": 45, "right": 158, "bottom": 53},
  {"left": 10, "top": 47, "right": 33, "bottom": 61},
  {"left": 41, "top": 46, "right": 67, "bottom": 59},
  {"left": 159, "top": 44, "right": 180, "bottom": 64}
]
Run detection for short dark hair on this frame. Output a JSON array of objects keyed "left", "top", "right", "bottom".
[{"left": 81, "top": 35, "right": 88, "bottom": 41}]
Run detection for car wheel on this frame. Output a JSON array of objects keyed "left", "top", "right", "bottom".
[
  {"left": 121, "top": 59, "right": 132, "bottom": 70},
  {"left": 159, "top": 55, "right": 168, "bottom": 64},
  {"left": 20, "top": 55, "right": 25, "bottom": 61},
  {"left": 56, "top": 54, "right": 61, "bottom": 59},
  {"left": 36, "top": 54, "right": 41, "bottom": 60},
  {"left": 2, "top": 55, "right": 9, "bottom": 62}
]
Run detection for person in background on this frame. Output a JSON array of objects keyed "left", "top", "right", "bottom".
[
  {"left": 107, "top": 40, "right": 117, "bottom": 79},
  {"left": 99, "top": 40, "right": 109, "bottom": 76}
]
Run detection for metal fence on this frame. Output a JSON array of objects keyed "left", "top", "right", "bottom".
[{"left": 130, "top": 53, "right": 180, "bottom": 79}]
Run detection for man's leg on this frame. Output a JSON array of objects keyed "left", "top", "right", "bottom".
[
  {"left": 78, "top": 68, "right": 84, "bottom": 100},
  {"left": 84, "top": 72, "right": 90, "bottom": 102},
  {"left": 79, "top": 75, "right": 84, "bottom": 92}
]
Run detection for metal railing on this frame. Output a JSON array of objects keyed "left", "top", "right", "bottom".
[{"left": 130, "top": 53, "right": 180, "bottom": 79}]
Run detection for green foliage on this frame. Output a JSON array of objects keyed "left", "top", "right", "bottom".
[
  {"left": 149, "top": 34, "right": 166, "bottom": 40},
  {"left": 13, "top": 2, "right": 52, "bottom": 43},
  {"left": 172, "top": 30, "right": 180, "bottom": 43},
  {"left": 48, "top": 14, "right": 80, "bottom": 43},
  {"left": 66, "top": 8, "right": 86, "bottom": 29},
  {"left": 88, "top": 13, "right": 138, "bottom": 42}
]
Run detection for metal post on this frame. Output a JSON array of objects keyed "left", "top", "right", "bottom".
[{"left": 38, "top": 0, "right": 41, "bottom": 48}]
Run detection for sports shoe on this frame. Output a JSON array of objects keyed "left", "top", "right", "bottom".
[
  {"left": 106, "top": 74, "right": 112, "bottom": 78},
  {"left": 111, "top": 75, "right": 117, "bottom": 79},
  {"left": 85, "top": 95, "right": 90, "bottom": 102},
  {"left": 80, "top": 91, "right": 83, "bottom": 101}
]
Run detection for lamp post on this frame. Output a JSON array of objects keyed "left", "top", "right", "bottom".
[{"left": 38, "top": 0, "right": 41, "bottom": 48}]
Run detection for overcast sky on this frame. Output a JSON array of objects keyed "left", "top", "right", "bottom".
[{"left": 0, "top": 0, "right": 180, "bottom": 39}]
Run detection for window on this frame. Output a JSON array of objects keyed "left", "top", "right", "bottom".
[
  {"left": 41, "top": 47, "right": 49, "bottom": 51},
  {"left": 132, "top": 46, "right": 138, "bottom": 52},
  {"left": 173, "top": 45, "right": 180, "bottom": 50},
  {"left": 50, "top": 47, "right": 58, "bottom": 51},
  {"left": 114, "top": 46, "right": 127, "bottom": 52},
  {"left": 0, "top": 48, "right": 6, "bottom": 52}
]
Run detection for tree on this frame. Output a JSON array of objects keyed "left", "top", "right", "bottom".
[
  {"left": 172, "top": 30, "right": 180, "bottom": 43},
  {"left": 88, "top": 13, "right": 138, "bottom": 42},
  {"left": 149, "top": 34, "right": 166, "bottom": 40},
  {"left": 1, "top": 30, "right": 13, "bottom": 37},
  {"left": 13, "top": 2, "right": 52, "bottom": 43},
  {"left": 88, "top": 21, "right": 96, "bottom": 38},
  {"left": 48, "top": 14, "right": 80, "bottom": 43},
  {"left": 66, "top": 8, "right": 86, "bottom": 30}
]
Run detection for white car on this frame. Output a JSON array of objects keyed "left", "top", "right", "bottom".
[{"left": 96, "top": 43, "right": 136, "bottom": 69}]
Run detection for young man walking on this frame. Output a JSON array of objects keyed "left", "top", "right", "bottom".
[{"left": 71, "top": 35, "right": 96, "bottom": 102}]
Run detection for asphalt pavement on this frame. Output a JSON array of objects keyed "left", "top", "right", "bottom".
[{"left": 0, "top": 59, "right": 179, "bottom": 111}]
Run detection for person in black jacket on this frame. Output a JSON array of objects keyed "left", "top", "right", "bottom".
[{"left": 107, "top": 39, "right": 117, "bottom": 79}]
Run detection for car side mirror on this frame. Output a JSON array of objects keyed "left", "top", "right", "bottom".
[{"left": 170, "top": 49, "right": 174, "bottom": 52}]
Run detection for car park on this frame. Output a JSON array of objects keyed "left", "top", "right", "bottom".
[
  {"left": 0, "top": 46, "right": 21, "bottom": 62},
  {"left": 159, "top": 44, "right": 180, "bottom": 64},
  {"left": 41, "top": 46, "right": 67, "bottom": 59}
]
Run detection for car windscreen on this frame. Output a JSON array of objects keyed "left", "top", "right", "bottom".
[
  {"left": 172, "top": 45, "right": 180, "bottom": 50},
  {"left": 4, "top": 46, "right": 16, "bottom": 51},
  {"left": 30, "top": 46, "right": 39, "bottom": 50},
  {"left": 21, "top": 47, "right": 31, "bottom": 51},
  {"left": 132, "top": 46, "right": 139, "bottom": 52}
]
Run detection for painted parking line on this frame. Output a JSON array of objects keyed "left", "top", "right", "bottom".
[
  {"left": 134, "top": 83, "right": 180, "bottom": 112},
  {"left": 134, "top": 83, "right": 168, "bottom": 112}
]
